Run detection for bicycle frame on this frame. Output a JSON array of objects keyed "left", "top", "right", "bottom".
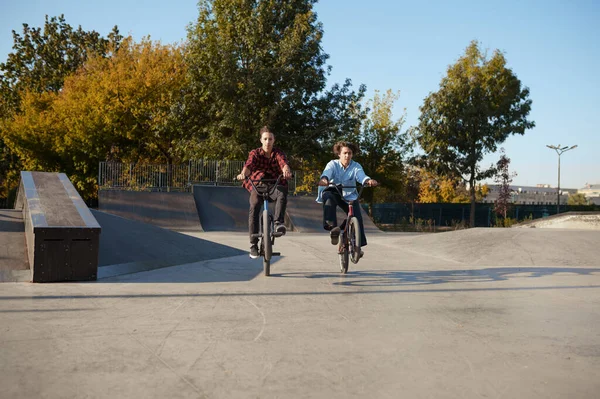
[
  {"left": 324, "top": 183, "right": 365, "bottom": 272},
  {"left": 246, "top": 175, "right": 285, "bottom": 276}
]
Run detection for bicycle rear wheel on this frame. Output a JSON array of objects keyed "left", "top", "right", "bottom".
[
  {"left": 262, "top": 209, "right": 272, "bottom": 276},
  {"left": 339, "top": 232, "right": 349, "bottom": 274},
  {"left": 349, "top": 217, "right": 361, "bottom": 264}
]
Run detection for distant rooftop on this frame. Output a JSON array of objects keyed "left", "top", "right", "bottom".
[{"left": 582, "top": 183, "right": 600, "bottom": 190}]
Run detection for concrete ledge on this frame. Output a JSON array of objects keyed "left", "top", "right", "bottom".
[{"left": 15, "top": 171, "right": 101, "bottom": 282}]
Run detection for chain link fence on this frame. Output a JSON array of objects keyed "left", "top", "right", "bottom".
[{"left": 99, "top": 160, "right": 307, "bottom": 193}]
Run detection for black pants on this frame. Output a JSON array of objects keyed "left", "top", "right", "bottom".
[
  {"left": 322, "top": 190, "right": 367, "bottom": 246},
  {"left": 249, "top": 185, "right": 288, "bottom": 245}
]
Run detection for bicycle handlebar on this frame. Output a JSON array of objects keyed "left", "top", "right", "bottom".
[
  {"left": 322, "top": 182, "right": 368, "bottom": 202},
  {"left": 245, "top": 174, "right": 284, "bottom": 196}
]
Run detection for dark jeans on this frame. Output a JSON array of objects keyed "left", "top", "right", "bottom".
[
  {"left": 322, "top": 190, "right": 367, "bottom": 246},
  {"left": 249, "top": 185, "right": 288, "bottom": 245}
]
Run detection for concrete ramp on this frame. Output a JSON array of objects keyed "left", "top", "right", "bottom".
[
  {"left": 514, "top": 212, "right": 600, "bottom": 230},
  {"left": 92, "top": 210, "right": 246, "bottom": 278},
  {"left": 193, "top": 186, "right": 249, "bottom": 232},
  {"left": 190, "top": 186, "right": 381, "bottom": 234},
  {"left": 285, "top": 195, "right": 381, "bottom": 234},
  {"left": 99, "top": 190, "right": 202, "bottom": 231},
  {"left": 390, "top": 227, "right": 600, "bottom": 266},
  {"left": 0, "top": 210, "right": 29, "bottom": 282}
]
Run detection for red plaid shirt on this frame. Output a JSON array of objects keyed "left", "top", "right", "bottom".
[{"left": 243, "top": 147, "right": 289, "bottom": 192}]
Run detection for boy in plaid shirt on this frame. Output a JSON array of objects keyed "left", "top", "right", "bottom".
[{"left": 237, "top": 126, "right": 292, "bottom": 258}]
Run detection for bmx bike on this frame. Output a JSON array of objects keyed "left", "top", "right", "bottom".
[
  {"left": 246, "top": 175, "right": 286, "bottom": 276},
  {"left": 323, "top": 183, "right": 366, "bottom": 274}
]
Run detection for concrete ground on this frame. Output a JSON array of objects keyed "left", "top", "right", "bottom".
[{"left": 1, "top": 228, "right": 600, "bottom": 398}]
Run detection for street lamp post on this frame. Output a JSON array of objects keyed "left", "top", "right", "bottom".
[{"left": 546, "top": 144, "right": 577, "bottom": 214}]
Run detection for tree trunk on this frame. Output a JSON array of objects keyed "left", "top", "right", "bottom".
[{"left": 470, "top": 183, "right": 476, "bottom": 228}]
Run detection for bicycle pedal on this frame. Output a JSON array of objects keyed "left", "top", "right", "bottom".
[{"left": 271, "top": 252, "right": 281, "bottom": 256}]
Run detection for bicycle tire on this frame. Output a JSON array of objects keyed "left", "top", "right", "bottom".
[
  {"left": 263, "top": 209, "right": 272, "bottom": 260},
  {"left": 263, "top": 257, "right": 270, "bottom": 276},
  {"left": 349, "top": 217, "right": 361, "bottom": 264},
  {"left": 339, "top": 232, "right": 349, "bottom": 274}
]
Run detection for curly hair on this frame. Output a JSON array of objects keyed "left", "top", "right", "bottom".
[{"left": 333, "top": 141, "right": 358, "bottom": 156}]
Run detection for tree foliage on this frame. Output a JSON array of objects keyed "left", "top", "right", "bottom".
[
  {"left": 414, "top": 40, "right": 534, "bottom": 226},
  {"left": 0, "top": 14, "right": 121, "bottom": 116},
  {"left": 185, "top": 0, "right": 365, "bottom": 161},
  {"left": 417, "top": 168, "right": 488, "bottom": 203},
  {"left": 493, "top": 148, "right": 516, "bottom": 218},
  {"left": 352, "top": 89, "right": 412, "bottom": 203},
  {"left": 2, "top": 37, "right": 188, "bottom": 198},
  {"left": 0, "top": 14, "right": 121, "bottom": 201},
  {"left": 567, "top": 193, "right": 589, "bottom": 206}
]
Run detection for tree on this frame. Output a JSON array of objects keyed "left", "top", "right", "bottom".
[
  {"left": 417, "top": 168, "right": 488, "bottom": 203},
  {"left": 2, "top": 37, "right": 188, "bottom": 199},
  {"left": 414, "top": 41, "right": 534, "bottom": 227},
  {"left": 0, "top": 14, "right": 121, "bottom": 201},
  {"left": 567, "top": 193, "right": 589, "bottom": 206},
  {"left": 353, "top": 89, "right": 412, "bottom": 204},
  {"left": 493, "top": 148, "right": 516, "bottom": 219},
  {"left": 185, "top": 0, "right": 364, "bottom": 161},
  {"left": 0, "top": 14, "right": 120, "bottom": 116}
]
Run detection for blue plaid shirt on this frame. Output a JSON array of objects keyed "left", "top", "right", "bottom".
[{"left": 316, "top": 160, "right": 370, "bottom": 203}]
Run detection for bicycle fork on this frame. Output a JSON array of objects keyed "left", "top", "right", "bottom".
[{"left": 338, "top": 200, "right": 355, "bottom": 254}]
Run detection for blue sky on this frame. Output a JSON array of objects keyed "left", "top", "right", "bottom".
[{"left": 1, "top": 0, "right": 598, "bottom": 189}]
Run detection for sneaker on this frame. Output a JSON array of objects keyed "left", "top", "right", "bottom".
[
  {"left": 275, "top": 222, "right": 286, "bottom": 235},
  {"left": 359, "top": 249, "right": 364, "bottom": 258},
  {"left": 249, "top": 244, "right": 259, "bottom": 259},
  {"left": 330, "top": 227, "right": 340, "bottom": 245}
]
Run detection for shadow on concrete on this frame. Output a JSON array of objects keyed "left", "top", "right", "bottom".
[
  {"left": 274, "top": 267, "right": 600, "bottom": 287},
  {"left": 1, "top": 284, "right": 599, "bottom": 302},
  {"left": 0, "top": 308, "right": 99, "bottom": 313},
  {"left": 1, "top": 266, "right": 599, "bottom": 300},
  {"left": 92, "top": 210, "right": 255, "bottom": 281},
  {"left": 95, "top": 255, "right": 280, "bottom": 283}
]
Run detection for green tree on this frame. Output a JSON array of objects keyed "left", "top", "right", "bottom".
[
  {"left": 414, "top": 41, "right": 534, "bottom": 227},
  {"left": 353, "top": 89, "right": 412, "bottom": 204},
  {"left": 493, "top": 148, "right": 517, "bottom": 219},
  {"left": 185, "top": 0, "right": 364, "bottom": 161},
  {"left": 567, "top": 193, "right": 589, "bottom": 206},
  {"left": 0, "top": 14, "right": 120, "bottom": 115}
]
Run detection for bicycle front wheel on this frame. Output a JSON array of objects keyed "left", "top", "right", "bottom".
[
  {"left": 262, "top": 210, "right": 272, "bottom": 275},
  {"left": 339, "top": 233, "right": 349, "bottom": 274},
  {"left": 349, "top": 216, "right": 361, "bottom": 264},
  {"left": 263, "top": 257, "right": 271, "bottom": 277}
]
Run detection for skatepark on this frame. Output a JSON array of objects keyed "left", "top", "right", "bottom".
[{"left": 1, "top": 172, "right": 599, "bottom": 398}]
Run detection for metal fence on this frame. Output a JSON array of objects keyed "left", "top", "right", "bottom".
[
  {"left": 367, "top": 203, "right": 600, "bottom": 228},
  {"left": 99, "top": 160, "right": 306, "bottom": 193}
]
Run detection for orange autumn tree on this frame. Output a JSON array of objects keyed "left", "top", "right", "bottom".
[{"left": 3, "top": 37, "right": 188, "bottom": 198}]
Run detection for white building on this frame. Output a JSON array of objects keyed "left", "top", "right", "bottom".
[{"left": 482, "top": 184, "right": 577, "bottom": 205}]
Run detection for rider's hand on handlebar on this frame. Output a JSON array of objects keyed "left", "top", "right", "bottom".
[
  {"left": 236, "top": 173, "right": 246, "bottom": 181},
  {"left": 317, "top": 177, "right": 329, "bottom": 186},
  {"left": 365, "top": 179, "right": 379, "bottom": 187},
  {"left": 282, "top": 165, "right": 292, "bottom": 180}
]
